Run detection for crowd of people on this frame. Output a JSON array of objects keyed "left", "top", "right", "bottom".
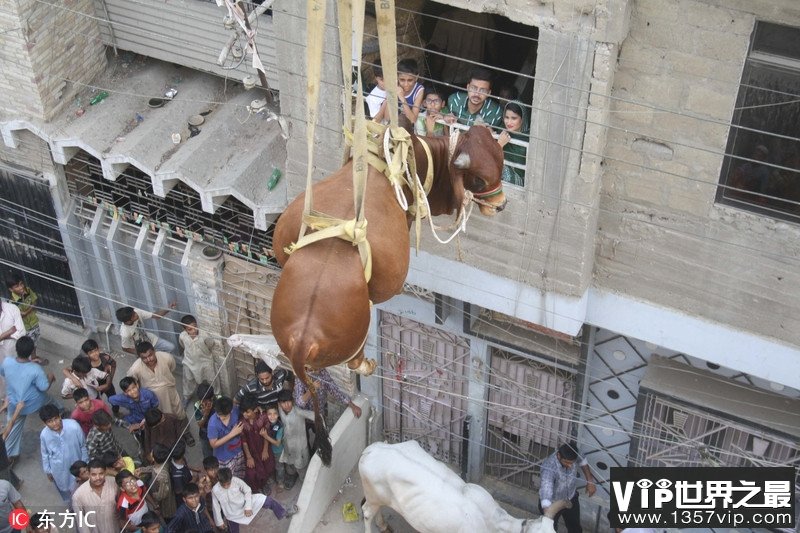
[
  {"left": 365, "top": 60, "right": 531, "bottom": 186},
  {"left": 0, "top": 274, "right": 361, "bottom": 532}
]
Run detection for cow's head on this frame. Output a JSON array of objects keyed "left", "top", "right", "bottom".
[{"left": 450, "top": 125, "right": 507, "bottom": 215}]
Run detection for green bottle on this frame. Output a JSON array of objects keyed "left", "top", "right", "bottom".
[
  {"left": 90, "top": 91, "right": 109, "bottom": 105},
  {"left": 268, "top": 168, "right": 282, "bottom": 191}
]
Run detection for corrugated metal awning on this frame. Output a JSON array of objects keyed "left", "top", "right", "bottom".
[{"left": 1, "top": 57, "right": 287, "bottom": 230}]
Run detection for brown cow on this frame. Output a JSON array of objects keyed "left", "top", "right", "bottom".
[{"left": 271, "top": 125, "right": 506, "bottom": 465}]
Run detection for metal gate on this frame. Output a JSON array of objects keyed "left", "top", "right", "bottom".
[
  {"left": 379, "top": 311, "right": 470, "bottom": 465},
  {"left": 220, "top": 255, "right": 280, "bottom": 390},
  {"left": 0, "top": 168, "right": 81, "bottom": 323},
  {"left": 484, "top": 348, "right": 576, "bottom": 489}
]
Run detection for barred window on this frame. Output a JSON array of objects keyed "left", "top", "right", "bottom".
[{"left": 717, "top": 21, "right": 800, "bottom": 223}]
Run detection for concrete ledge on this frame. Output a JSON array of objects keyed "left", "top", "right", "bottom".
[{"left": 288, "top": 395, "right": 371, "bottom": 533}]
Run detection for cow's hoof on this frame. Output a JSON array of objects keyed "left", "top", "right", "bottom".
[{"left": 354, "top": 358, "right": 377, "bottom": 376}]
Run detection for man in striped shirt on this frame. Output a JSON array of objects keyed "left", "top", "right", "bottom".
[
  {"left": 233, "top": 361, "right": 291, "bottom": 409},
  {"left": 445, "top": 67, "right": 503, "bottom": 129}
]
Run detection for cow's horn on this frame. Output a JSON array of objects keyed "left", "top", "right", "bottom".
[
  {"left": 543, "top": 499, "right": 572, "bottom": 519},
  {"left": 453, "top": 153, "right": 471, "bottom": 169}
]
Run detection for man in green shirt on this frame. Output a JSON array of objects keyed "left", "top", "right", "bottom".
[
  {"left": 444, "top": 67, "right": 503, "bottom": 129},
  {"left": 6, "top": 273, "right": 39, "bottom": 342}
]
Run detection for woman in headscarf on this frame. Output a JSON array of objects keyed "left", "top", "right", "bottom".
[{"left": 497, "top": 100, "right": 530, "bottom": 186}]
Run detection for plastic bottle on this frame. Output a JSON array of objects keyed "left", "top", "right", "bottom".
[
  {"left": 268, "top": 168, "right": 282, "bottom": 191},
  {"left": 89, "top": 91, "right": 109, "bottom": 105}
]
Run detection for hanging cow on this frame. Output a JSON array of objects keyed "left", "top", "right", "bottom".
[{"left": 271, "top": 125, "right": 507, "bottom": 465}]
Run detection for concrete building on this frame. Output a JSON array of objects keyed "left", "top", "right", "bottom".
[{"left": 1, "top": 0, "right": 799, "bottom": 529}]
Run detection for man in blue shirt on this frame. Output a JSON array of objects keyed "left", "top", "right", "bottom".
[
  {"left": 444, "top": 67, "right": 503, "bottom": 128},
  {"left": 0, "top": 336, "right": 59, "bottom": 458},
  {"left": 39, "top": 404, "right": 88, "bottom": 503},
  {"left": 108, "top": 377, "right": 159, "bottom": 457}
]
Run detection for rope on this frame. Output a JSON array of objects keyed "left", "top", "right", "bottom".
[
  {"left": 283, "top": 213, "right": 373, "bottom": 282},
  {"left": 291, "top": 0, "right": 479, "bottom": 269}
]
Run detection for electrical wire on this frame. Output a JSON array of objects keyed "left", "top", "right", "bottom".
[
  {"left": 3, "top": 232, "right": 799, "bottom": 493},
  {"left": 1, "top": 138, "right": 800, "bottom": 358},
  {"left": 4, "top": 0, "right": 800, "bottom": 470},
  {"left": 1, "top": 242, "right": 797, "bottom": 437},
  {"left": 6, "top": 3, "right": 800, "bottom": 508},
  {"left": 8, "top": 240, "right": 795, "bottom": 475},
  {"left": 12, "top": 0, "right": 800, "bottom": 144},
  {"left": 3, "top": 14, "right": 798, "bottom": 201},
  {"left": 2, "top": 183, "right": 799, "bottom": 357},
  {"left": 3, "top": 210, "right": 794, "bottom": 434},
  {"left": 7, "top": 122, "right": 800, "bottom": 272},
  {"left": 13, "top": 57, "right": 792, "bottom": 214}
]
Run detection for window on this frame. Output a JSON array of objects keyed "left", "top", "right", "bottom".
[
  {"left": 360, "top": 1, "right": 537, "bottom": 186},
  {"left": 717, "top": 22, "right": 800, "bottom": 223}
]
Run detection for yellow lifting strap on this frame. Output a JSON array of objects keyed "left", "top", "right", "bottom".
[
  {"left": 291, "top": 0, "right": 373, "bottom": 282},
  {"left": 375, "top": 0, "right": 399, "bottom": 129},
  {"left": 342, "top": 121, "right": 434, "bottom": 198},
  {"left": 299, "top": 0, "right": 325, "bottom": 241},
  {"left": 284, "top": 212, "right": 373, "bottom": 283}
]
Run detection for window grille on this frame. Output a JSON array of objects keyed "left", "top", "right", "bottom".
[
  {"left": 633, "top": 393, "right": 800, "bottom": 491},
  {"left": 64, "top": 152, "right": 277, "bottom": 266}
]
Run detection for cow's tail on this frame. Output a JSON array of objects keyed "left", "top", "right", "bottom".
[{"left": 292, "top": 342, "right": 332, "bottom": 467}]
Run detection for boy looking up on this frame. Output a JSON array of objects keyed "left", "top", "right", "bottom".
[
  {"left": 277, "top": 389, "right": 314, "bottom": 490},
  {"left": 70, "top": 387, "right": 111, "bottom": 435},
  {"left": 6, "top": 273, "right": 39, "bottom": 343},
  {"left": 62, "top": 357, "right": 109, "bottom": 400},
  {"left": 109, "top": 377, "right": 159, "bottom": 454},
  {"left": 167, "top": 482, "right": 215, "bottom": 533},
  {"left": 81, "top": 339, "right": 118, "bottom": 413},
  {"left": 415, "top": 84, "right": 450, "bottom": 137}
]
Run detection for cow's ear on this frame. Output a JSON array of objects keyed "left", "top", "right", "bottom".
[{"left": 449, "top": 162, "right": 466, "bottom": 212}]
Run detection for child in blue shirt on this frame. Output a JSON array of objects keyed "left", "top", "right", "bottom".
[{"left": 262, "top": 403, "right": 284, "bottom": 490}]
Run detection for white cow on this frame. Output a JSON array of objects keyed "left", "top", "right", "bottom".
[{"left": 359, "top": 440, "right": 571, "bottom": 533}]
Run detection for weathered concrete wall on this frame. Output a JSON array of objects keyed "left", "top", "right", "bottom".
[
  {"left": 287, "top": 395, "right": 370, "bottom": 533},
  {"left": 0, "top": 0, "right": 106, "bottom": 121},
  {"left": 273, "top": 0, "right": 346, "bottom": 201},
  {"left": 183, "top": 243, "right": 234, "bottom": 397},
  {"left": 417, "top": 29, "right": 604, "bottom": 298},
  {"left": 443, "top": 0, "right": 631, "bottom": 44},
  {"left": 597, "top": 0, "right": 800, "bottom": 347},
  {"left": 272, "top": 0, "right": 629, "bottom": 299}
]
